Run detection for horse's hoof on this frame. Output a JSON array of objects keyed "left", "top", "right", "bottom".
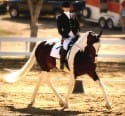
[
  {"left": 105, "top": 103, "right": 112, "bottom": 109},
  {"left": 61, "top": 104, "right": 69, "bottom": 110},
  {"left": 27, "top": 103, "right": 33, "bottom": 108},
  {"left": 59, "top": 100, "right": 65, "bottom": 107}
]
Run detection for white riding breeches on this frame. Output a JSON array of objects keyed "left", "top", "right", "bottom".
[{"left": 63, "top": 37, "right": 73, "bottom": 50}]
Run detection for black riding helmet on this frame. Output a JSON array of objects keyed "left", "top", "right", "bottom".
[{"left": 61, "top": 1, "right": 70, "bottom": 8}]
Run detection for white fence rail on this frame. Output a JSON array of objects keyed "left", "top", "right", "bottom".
[
  {"left": 0, "top": 37, "right": 125, "bottom": 58},
  {"left": 0, "top": 37, "right": 42, "bottom": 57}
]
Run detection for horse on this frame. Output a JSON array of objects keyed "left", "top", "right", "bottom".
[{"left": 3, "top": 31, "right": 111, "bottom": 110}]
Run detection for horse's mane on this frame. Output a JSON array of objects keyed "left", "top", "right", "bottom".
[
  {"left": 74, "top": 31, "right": 90, "bottom": 51},
  {"left": 76, "top": 31, "right": 100, "bottom": 55}
]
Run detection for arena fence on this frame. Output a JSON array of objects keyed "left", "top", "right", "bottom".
[{"left": 0, "top": 37, "right": 125, "bottom": 59}]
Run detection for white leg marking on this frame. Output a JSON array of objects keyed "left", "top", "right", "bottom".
[
  {"left": 45, "top": 72, "right": 66, "bottom": 108},
  {"left": 64, "top": 74, "right": 75, "bottom": 109},
  {"left": 28, "top": 72, "right": 43, "bottom": 107},
  {"left": 97, "top": 79, "right": 111, "bottom": 109}
]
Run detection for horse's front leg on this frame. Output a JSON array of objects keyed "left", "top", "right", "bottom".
[
  {"left": 89, "top": 72, "right": 111, "bottom": 109},
  {"left": 64, "top": 73, "right": 75, "bottom": 109},
  {"left": 97, "top": 78, "right": 111, "bottom": 109}
]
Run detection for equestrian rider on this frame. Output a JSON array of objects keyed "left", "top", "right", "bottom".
[{"left": 57, "top": 2, "right": 80, "bottom": 70}]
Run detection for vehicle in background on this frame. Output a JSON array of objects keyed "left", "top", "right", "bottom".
[
  {"left": 82, "top": 0, "right": 123, "bottom": 29},
  {"left": 7, "top": 0, "right": 85, "bottom": 19},
  {"left": 0, "top": 0, "right": 8, "bottom": 14}
]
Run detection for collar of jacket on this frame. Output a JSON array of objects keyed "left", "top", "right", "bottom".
[{"left": 64, "top": 12, "right": 71, "bottom": 19}]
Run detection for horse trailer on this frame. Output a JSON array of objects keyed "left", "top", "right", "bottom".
[{"left": 83, "top": 0, "right": 124, "bottom": 29}]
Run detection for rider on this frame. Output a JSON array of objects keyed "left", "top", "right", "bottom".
[{"left": 57, "top": 1, "right": 80, "bottom": 70}]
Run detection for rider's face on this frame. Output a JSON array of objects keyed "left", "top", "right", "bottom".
[{"left": 62, "top": 7, "right": 70, "bottom": 12}]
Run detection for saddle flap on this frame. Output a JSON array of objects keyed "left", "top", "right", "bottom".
[{"left": 50, "top": 41, "right": 62, "bottom": 59}]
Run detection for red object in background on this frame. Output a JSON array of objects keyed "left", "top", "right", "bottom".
[
  {"left": 86, "top": 0, "right": 120, "bottom": 13},
  {"left": 121, "top": 0, "right": 125, "bottom": 6},
  {"left": 86, "top": 0, "right": 99, "bottom": 7},
  {"left": 107, "top": 1, "right": 120, "bottom": 13}
]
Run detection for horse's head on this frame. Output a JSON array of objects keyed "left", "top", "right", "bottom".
[
  {"left": 85, "top": 30, "right": 103, "bottom": 58},
  {"left": 74, "top": 30, "right": 102, "bottom": 53},
  {"left": 87, "top": 30, "right": 102, "bottom": 45}
]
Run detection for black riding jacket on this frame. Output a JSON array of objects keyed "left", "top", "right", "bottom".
[{"left": 57, "top": 13, "right": 80, "bottom": 38}]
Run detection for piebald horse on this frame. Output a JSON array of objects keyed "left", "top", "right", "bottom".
[{"left": 3, "top": 31, "right": 111, "bottom": 109}]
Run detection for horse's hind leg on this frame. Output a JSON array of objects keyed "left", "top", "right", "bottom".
[
  {"left": 89, "top": 71, "right": 111, "bottom": 109},
  {"left": 64, "top": 73, "right": 75, "bottom": 109},
  {"left": 28, "top": 72, "right": 43, "bottom": 107},
  {"left": 45, "top": 72, "right": 66, "bottom": 108}
]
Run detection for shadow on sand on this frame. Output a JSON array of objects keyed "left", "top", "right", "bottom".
[{"left": 6, "top": 105, "right": 86, "bottom": 116}]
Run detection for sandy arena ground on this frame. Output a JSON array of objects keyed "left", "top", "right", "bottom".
[{"left": 0, "top": 14, "right": 125, "bottom": 115}]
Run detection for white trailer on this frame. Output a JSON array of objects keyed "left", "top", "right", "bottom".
[{"left": 83, "top": 0, "right": 124, "bottom": 29}]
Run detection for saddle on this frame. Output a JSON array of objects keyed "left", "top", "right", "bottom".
[{"left": 50, "top": 36, "right": 78, "bottom": 59}]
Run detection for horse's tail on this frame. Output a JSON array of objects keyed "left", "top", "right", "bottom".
[{"left": 3, "top": 43, "right": 39, "bottom": 83}]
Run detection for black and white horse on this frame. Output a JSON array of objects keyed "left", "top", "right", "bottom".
[{"left": 3, "top": 31, "right": 111, "bottom": 109}]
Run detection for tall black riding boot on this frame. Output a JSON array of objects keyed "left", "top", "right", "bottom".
[{"left": 60, "top": 49, "right": 67, "bottom": 70}]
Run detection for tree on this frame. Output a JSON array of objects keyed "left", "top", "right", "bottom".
[{"left": 28, "top": 0, "right": 44, "bottom": 51}]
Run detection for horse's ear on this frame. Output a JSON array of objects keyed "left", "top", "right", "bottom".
[{"left": 97, "top": 30, "right": 103, "bottom": 38}]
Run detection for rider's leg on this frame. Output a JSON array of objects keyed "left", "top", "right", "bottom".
[
  {"left": 60, "top": 48, "right": 67, "bottom": 70},
  {"left": 60, "top": 38, "right": 72, "bottom": 70}
]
